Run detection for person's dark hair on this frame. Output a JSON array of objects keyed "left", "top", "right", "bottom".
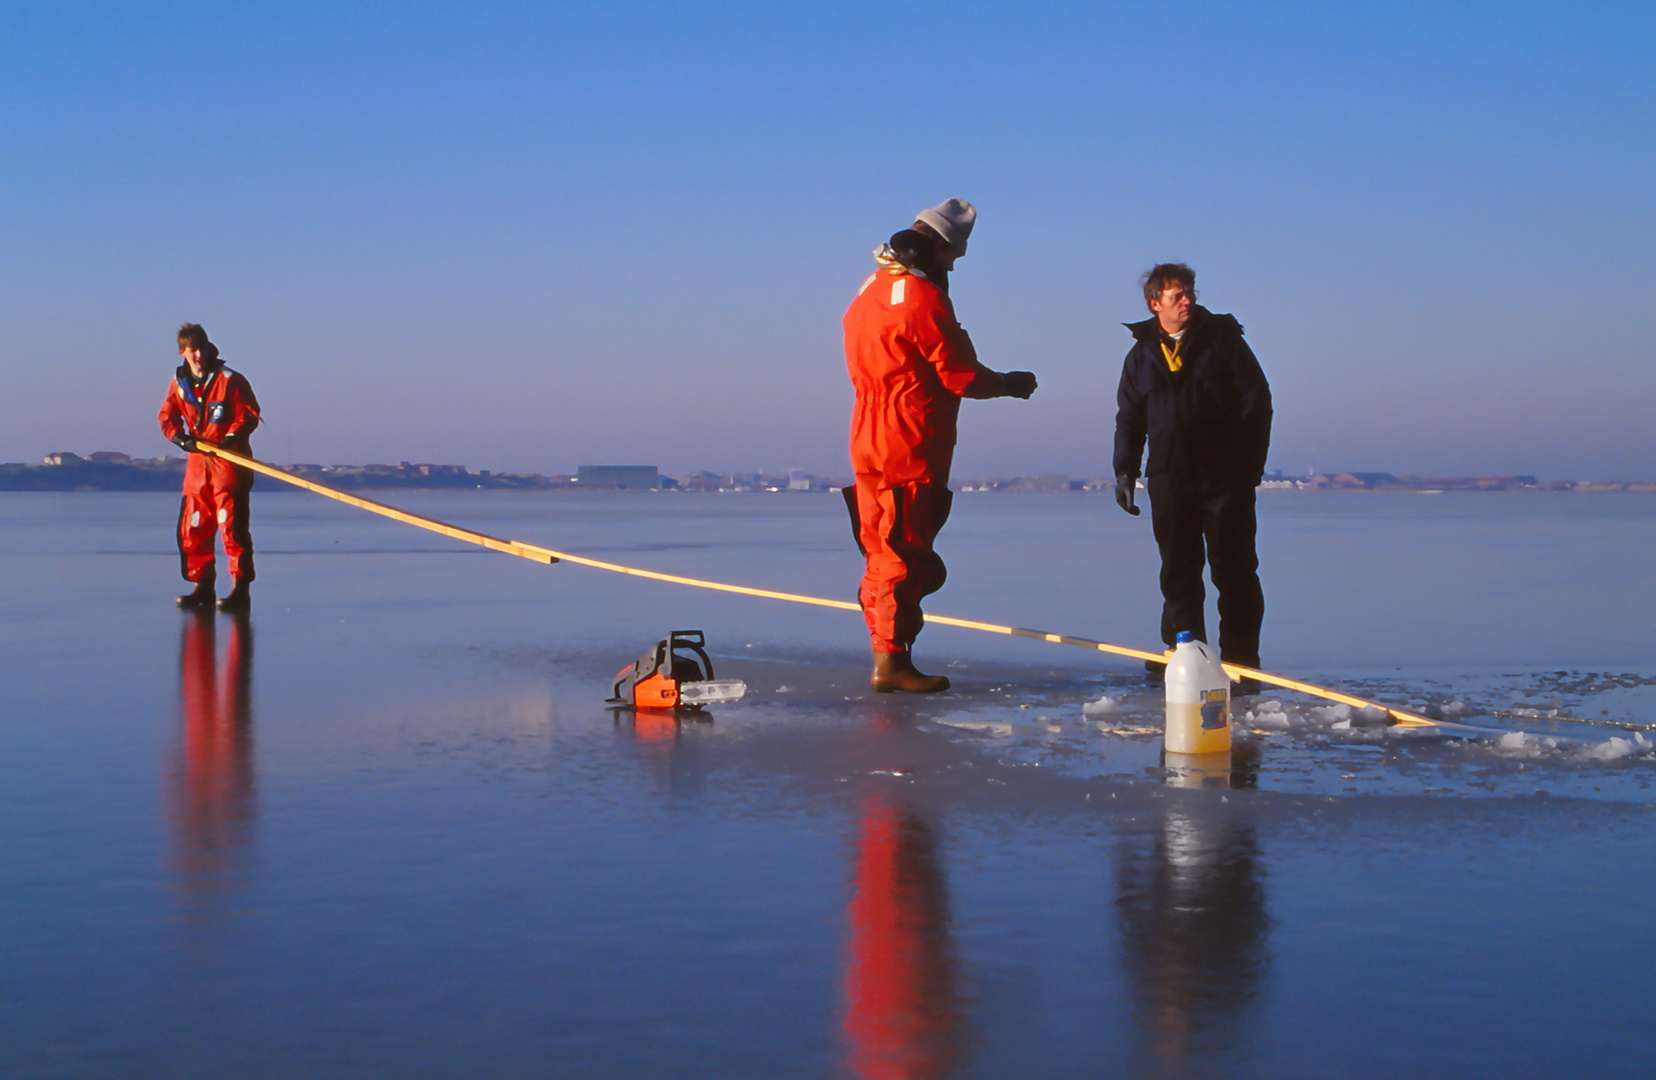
[
  {"left": 887, "top": 229, "right": 932, "bottom": 268},
  {"left": 176, "top": 322, "right": 219, "bottom": 362},
  {"left": 889, "top": 226, "right": 953, "bottom": 290},
  {"left": 1140, "top": 263, "right": 1196, "bottom": 310}
]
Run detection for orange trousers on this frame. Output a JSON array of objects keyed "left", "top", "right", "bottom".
[
  {"left": 177, "top": 456, "right": 254, "bottom": 583},
  {"left": 845, "top": 480, "right": 953, "bottom": 653}
]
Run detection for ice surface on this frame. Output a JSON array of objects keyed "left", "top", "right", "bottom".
[{"left": 5, "top": 490, "right": 1656, "bottom": 1079}]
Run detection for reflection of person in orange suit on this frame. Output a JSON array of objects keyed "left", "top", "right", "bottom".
[
  {"left": 844, "top": 792, "right": 964, "bottom": 1080},
  {"left": 169, "top": 610, "right": 256, "bottom": 907},
  {"left": 1115, "top": 801, "right": 1270, "bottom": 1073}
]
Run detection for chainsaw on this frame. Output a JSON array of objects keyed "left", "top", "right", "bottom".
[{"left": 606, "top": 629, "right": 747, "bottom": 710}]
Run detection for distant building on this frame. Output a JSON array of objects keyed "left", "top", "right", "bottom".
[
  {"left": 42, "top": 452, "right": 82, "bottom": 466},
  {"left": 88, "top": 451, "right": 131, "bottom": 462},
  {"left": 1472, "top": 476, "right": 1539, "bottom": 490},
  {"left": 676, "top": 471, "right": 723, "bottom": 492},
  {"left": 787, "top": 469, "right": 814, "bottom": 491},
  {"left": 578, "top": 465, "right": 664, "bottom": 490}
]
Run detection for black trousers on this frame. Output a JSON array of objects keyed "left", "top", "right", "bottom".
[{"left": 1146, "top": 473, "right": 1264, "bottom": 666}]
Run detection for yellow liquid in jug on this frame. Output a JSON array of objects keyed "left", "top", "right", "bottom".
[{"left": 1164, "top": 689, "right": 1231, "bottom": 754}]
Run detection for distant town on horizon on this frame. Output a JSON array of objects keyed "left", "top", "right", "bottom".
[{"left": 5, "top": 451, "right": 1653, "bottom": 495}]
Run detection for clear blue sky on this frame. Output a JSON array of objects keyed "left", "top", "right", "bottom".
[{"left": 4, "top": 1, "right": 1651, "bottom": 480}]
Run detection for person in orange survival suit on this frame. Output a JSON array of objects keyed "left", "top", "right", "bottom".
[
  {"left": 843, "top": 198, "right": 1037, "bottom": 692},
  {"left": 158, "top": 323, "right": 262, "bottom": 611}
]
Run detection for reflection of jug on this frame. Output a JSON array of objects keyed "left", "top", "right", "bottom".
[
  {"left": 1164, "top": 632, "right": 1230, "bottom": 754},
  {"left": 1115, "top": 800, "right": 1271, "bottom": 1074},
  {"left": 1164, "top": 750, "right": 1233, "bottom": 789}
]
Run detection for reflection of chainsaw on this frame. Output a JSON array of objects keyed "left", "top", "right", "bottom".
[{"left": 606, "top": 629, "right": 747, "bottom": 710}]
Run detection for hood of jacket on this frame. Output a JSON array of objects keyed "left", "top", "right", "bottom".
[
  {"left": 175, "top": 357, "right": 226, "bottom": 385},
  {"left": 1123, "top": 305, "right": 1242, "bottom": 347}
]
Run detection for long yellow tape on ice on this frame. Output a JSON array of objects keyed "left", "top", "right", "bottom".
[{"left": 201, "top": 442, "right": 1439, "bottom": 728}]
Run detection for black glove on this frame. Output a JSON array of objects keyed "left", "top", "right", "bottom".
[
  {"left": 171, "top": 432, "right": 198, "bottom": 454},
  {"left": 1115, "top": 474, "right": 1141, "bottom": 516},
  {"left": 1002, "top": 371, "right": 1037, "bottom": 399}
]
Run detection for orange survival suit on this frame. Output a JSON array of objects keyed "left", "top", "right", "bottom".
[
  {"left": 158, "top": 360, "right": 261, "bottom": 585},
  {"left": 843, "top": 266, "right": 1004, "bottom": 653}
]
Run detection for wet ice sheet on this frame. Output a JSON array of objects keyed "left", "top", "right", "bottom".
[{"left": 5, "top": 491, "right": 1656, "bottom": 1078}]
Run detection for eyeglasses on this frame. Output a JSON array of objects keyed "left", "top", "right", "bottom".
[{"left": 1158, "top": 288, "right": 1196, "bottom": 303}]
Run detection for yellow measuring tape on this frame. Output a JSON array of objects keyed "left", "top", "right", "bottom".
[{"left": 201, "top": 442, "right": 1438, "bottom": 728}]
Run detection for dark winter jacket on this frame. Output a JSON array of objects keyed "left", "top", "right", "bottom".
[{"left": 1113, "top": 306, "right": 1272, "bottom": 482}]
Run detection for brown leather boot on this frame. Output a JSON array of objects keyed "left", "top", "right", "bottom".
[
  {"left": 870, "top": 650, "right": 950, "bottom": 693},
  {"left": 176, "top": 573, "right": 216, "bottom": 609},
  {"left": 216, "top": 577, "right": 251, "bottom": 612}
]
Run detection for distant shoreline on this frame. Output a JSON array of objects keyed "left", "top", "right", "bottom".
[{"left": 4, "top": 455, "right": 1653, "bottom": 494}]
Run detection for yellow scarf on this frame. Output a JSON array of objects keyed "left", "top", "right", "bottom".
[{"left": 1160, "top": 338, "right": 1183, "bottom": 373}]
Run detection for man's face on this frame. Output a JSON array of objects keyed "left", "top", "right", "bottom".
[
  {"left": 179, "top": 342, "right": 206, "bottom": 378},
  {"left": 1150, "top": 282, "right": 1194, "bottom": 335}
]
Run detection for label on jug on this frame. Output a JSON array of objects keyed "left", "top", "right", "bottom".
[
  {"left": 1200, "top": 688, "right": 1229, "bottom": 730},
  {"left": 1166, "top": 694, "right": 1232, "bottom": 755}
]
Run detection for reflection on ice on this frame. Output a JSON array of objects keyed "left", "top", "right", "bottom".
[
  {"left": 613, "top": 707, "right": 716, "bottom": 795},
  {"left": 844, "top": 792, "right": 964, "bottom": 1080},
  {"left": 1116, "top": 787, "right": 1270, "bottom": 1075},
  {"left": 1163, "top": 743, "right": 1261, "bottom": 791},
  {"left": 167, "top": 609, "right": 256, "bottom": 916}
]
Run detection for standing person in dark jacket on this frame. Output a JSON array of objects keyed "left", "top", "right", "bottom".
[{"left": 1113, "top": 264, "right": 1272, "bottom": 682}]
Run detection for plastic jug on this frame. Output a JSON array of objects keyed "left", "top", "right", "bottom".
[{"left": 1164, "top": 631, "right": 1231, "bottom": 754}]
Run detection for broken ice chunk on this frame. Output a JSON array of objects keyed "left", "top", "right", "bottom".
[{"left": 1082, "top": 694, "right": 1119, "bottom": 717}]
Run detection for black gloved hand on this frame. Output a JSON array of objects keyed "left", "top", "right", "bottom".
[
  {"left": 1115, "top": 474, "right": 1141, "bottom": 516},
  {"left": 171, "top": 432, "right": 198, "bottom": 454},
  {"left": 1002, "top": 371, "right": 1037, "bottom": 399}
]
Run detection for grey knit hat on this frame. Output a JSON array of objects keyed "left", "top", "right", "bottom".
[{"left": 915, "top": 198, "right": 976, "bottom": 256}]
